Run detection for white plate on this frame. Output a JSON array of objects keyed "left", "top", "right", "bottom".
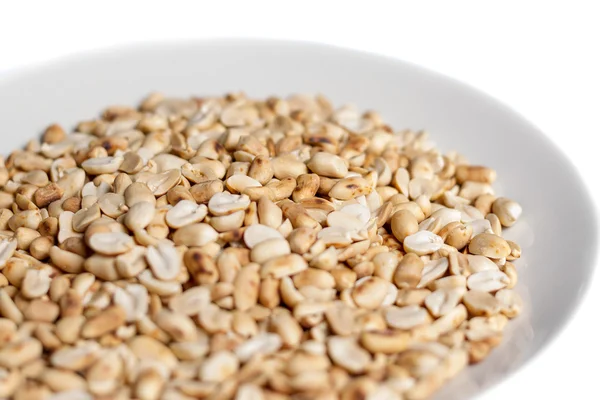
[{"left": 0, "top": 39, "right": 597, "bottom": 399}]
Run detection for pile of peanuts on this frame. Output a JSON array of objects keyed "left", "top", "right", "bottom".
[{"left": 0, "top": 92, "right": 523, "bottom": 400}]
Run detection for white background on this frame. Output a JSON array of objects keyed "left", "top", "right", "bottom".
[{"left": 1, "top": 1, "right": 598, "bottom": 399}]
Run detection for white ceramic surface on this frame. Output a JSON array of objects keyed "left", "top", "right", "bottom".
[{"left": 0, "top": 39, "right": 597, "bottom": 399}]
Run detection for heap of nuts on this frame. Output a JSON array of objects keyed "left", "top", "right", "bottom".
[{"left": 0, "top": 92, "right": 523, "bottom": 400}]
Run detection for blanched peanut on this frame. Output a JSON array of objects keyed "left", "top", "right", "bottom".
[
  {"left": 506, "top": 240, "right": 521, "bottom": 261},
  {"left": 81, "top": 306, "right": 126, "bottom": 338},
  {"left": 261, "top": 254, "right": 307, "bottom": 279},
  {"left": 250, "top": 238, "right": 291, "bottom": 264},
  {"left": 21, "top": 269, "right": 51, "bottom": 299},
  {"left": 256, "top": 276, "right": 279, "bottom": 310},
  {"left": 209, "top": 209, "right": 245, "bottom": 232},
  {"left": 390, "top": 210, "right": 418, "bottom": 242},
  {"left": 463, "top": 290, "right": 500, "bottom": 316},
  {"left": 226, "top": 174, "right": 262, "bottom": 194},
  {"left": 393, "top": 253, "right": 424, "bottom": 288},
  {"left": 33, "top": 183, "right": 63, "bottom": 208},
  {"left": 208, "top": 192, "right": 250, "bottom": 216},
  {"left": 468, "top": 233, "right": 511, "bottom": 259},
  {"left": 233, "top": 263, "right": 260, "bottom": 311},
  {"left": 417, "top": 258, "right": 449, "bottom": 289},
  {"left": 455, "top": 165, "right": 496, "bottom": 184},
  {"left": 360, "top": 329, "right": 411, "bottom": 354},
  {"left": 459, "top": 181, "right": 494, "bottom": 201},
  {"left": 445, "top": 223, "right": 472, "bottom": 250},
  {"left": 491, "top": 197, "right": 522, "bottom": 227},
  {"left": 49, "top": 246, "right": 84, "bottom": 273},
  {"left": 190, "top": 179, "right": 224, "bottom": 204},
  {"left": 248, "top": 155, "right": 274, "bottom": 185},
  {"left": 124, "top": 201, "right": 156, "bottom": 231},
  {"left": 467, "top": 270, "right": 510, "bottom": 292},
  {"left": 257, "top": 196, "right": 282, "bottom": 229},
  {"left": 0, "top": 337, "right": 42, "bottom": 368},
  {"left": 351, "top": 277, "right": 388, "bottom": 309},
  {"left": 501, "top": 261, "right": 518, "bottom": 289},
  {"left": 392, "top": 201, "right": 425, "bottom": 222},
  {"left": 328, "top": 336, "right": 371, "bottom": 374},
  {"left": 293, "top": 268, "right": 335, "bottom": 290},
  {"left": 404, "top": 230, "right": 443, "bottom": 256},
  {"left": 15, "top": 227, "right": 40, "bottom": 251},
  {"left": 292, "top": 174, "right": 320, "bottom": 202},
  {"left": 184, "top": 248, "right": 219, "bottom": 285},
  {"left": 474, "top": 193, "right": 496, "bottom": 216},
  {"left": 485, "top": 213, "right": 502, "bottom": 236},
  {"left": 307, "top": 152, "right": 348, "bottom": 178},
  {"left": 271, "top": 154, "right": 307, "bottom": 179},
  {"left": 371, "top": 252, "right": 397, "bottom": 282},
  {"left": 154, "top": 310, "right": 198, "bottom": 342},
  {"left": 425, "top": 287, "right": 466, "bottom": 317},
  {"left": 330, "top": 267, "right": 357, "bottom": 291},
  {"left": 280, "top": 200, "right": 319, "bottom": 230},
  {"left": 495, "top": 289, "right": 523, "bottom": 318},
  {"left": 124, "top": 182, "right": 156, "bottom": 207},
  {"left": 329, "top": 177, "right": 371, "bottom": 200},
  {"left": 385, "top": 305, "right": 432, "bottom": 330},
  {"left": 173, "top": 223, "right": 218, "bottom": 247},
  {"left": 243, "top": 224, "right": 283, "bottom": 249},
  {"left": 28, "top": 236, "right": 52, "bottom": 260},
  {"left": 0, "top": 92, "right": 526, "bottom": 399}
]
